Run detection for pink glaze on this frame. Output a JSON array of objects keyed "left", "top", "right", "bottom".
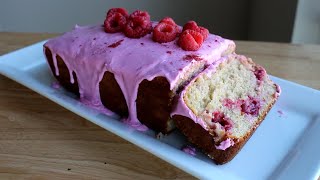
[
  {"left": 80, "top": 98, "right": 115, "bottom": 116},
  {"left": 44, "top": 23, "right": 234, "bottom": 127},
  {"left": 122, "top": 118, "right": 148, "bottom": 132},
  {"left": 215, "top": 138, "right": 235, "bottom": 150},
  {"left": 274, "top": 84, "right": 282, "bottom": 98},
  {"left": 51, "top": 81, "right": 61, "bottom": 89},
  {"left": 181, "top": 145, "right": 196, "bottom": 156}
]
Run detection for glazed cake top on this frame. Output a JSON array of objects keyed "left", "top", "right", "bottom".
[{"left": 44, "top": 24, "right": 235, "bottom": 128}]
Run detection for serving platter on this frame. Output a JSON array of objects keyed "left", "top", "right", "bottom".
[{"left": 0, "top": 41, "right": 319, "bottom": 180}]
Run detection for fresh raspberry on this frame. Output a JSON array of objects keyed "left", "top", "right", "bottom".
[
  {"left": 183, "top": 21, "right": 198, "bottom": 31},
  {"left": 183, "top": 21, "right": 209, "bottom": 40},
  {"left": 130, "top": 10, "right": 151, "bottom": 21},
  {"left": 152, "top": 22, "right": 178, "bottom": 43},
  {"left": 198, "top": 26, "right": 209, "bottom": 40},
  {"left": 104, "top": 13, "right": 128, "bottom": 33},
  {"left": 160, "top": 17, "right": 180, "bottom": 33},
  {"left": 178, "top": 29, "right": 203, "bottom": 51},
  {"left": 160, "top": 17, "right": 176, "bottom": 26},
  {"left": 104, "top": 8, "right": 128, "bottom": 33},
  {"left": 107, "top": 8, "right": 128, "bottom": 17},
  {"left": 124, "top": 10, "right": 152, "bottom": 38}
]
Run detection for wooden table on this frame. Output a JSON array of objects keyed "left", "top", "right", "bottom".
[{"left": 0, "top": 32, "right": 319, "bottom": 179}]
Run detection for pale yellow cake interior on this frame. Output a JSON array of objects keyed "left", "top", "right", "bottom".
[{"left": 184, "top": 55, "right": 277, "bottom": 140}]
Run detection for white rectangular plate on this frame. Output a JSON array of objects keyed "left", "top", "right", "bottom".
[{"left": 0, "top": 41, "right": 319, "bottom": 180}]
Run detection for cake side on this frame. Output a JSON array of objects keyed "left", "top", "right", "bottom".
[
  {"left": 44, "top": 23, "right": 235, "bottom": 133},
  {"left": 99, "top": 71, "right": 129, "bottom": 116},
  {"left": 45, "top": 47, "right": 79, "bottom": 96},
  {"left": 171, "top": 54, "right": 280, "bottom": 164}
]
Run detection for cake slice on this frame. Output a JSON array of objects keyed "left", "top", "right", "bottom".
[{"left": 172, "top": 54, "right": 280, "bottom": 164}]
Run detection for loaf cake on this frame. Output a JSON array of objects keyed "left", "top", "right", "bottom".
[
  {"left": 44, "top": 8, "right": 280, "bottom": 164},
  {"left": 172, "top": 54, "right": 280, "bottom": 164},
  {"left": 44, "top": 9, "right": 235, "bottom": 133}
]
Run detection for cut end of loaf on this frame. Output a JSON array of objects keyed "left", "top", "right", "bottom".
[{"left": 183, "top": 54, "right": 280, "bottom": 145}]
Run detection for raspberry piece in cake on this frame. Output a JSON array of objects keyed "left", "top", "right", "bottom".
[
  {"left": 152, "top": 22, "right": 178, "bottom": 43},
  {"left": 254, "top": 68, "right": 265, "bottom": 81},
  {"left": 124, "top": 10, "right": 152, "bottom": 38},
  {"left": 178, "top": 29, "right": 203, "bottom": 51},
  {"left": 254, "top": 66, "right": 266, "bottom": 86},
  {"left": 212, "top": 111, "right": 233, "bottom": 131},
  {"left": 104, "top": 8, "right": 128, "bottom": 33},
  {"left": 223, "top": 98, "right": 237, "bottom": 109},
  {"left": 241, "top": 97, "right": 261, "bottom": 116}
]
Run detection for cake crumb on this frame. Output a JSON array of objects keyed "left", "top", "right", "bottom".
[
  {"left": 156, "top": 132, "right": 164, "bottom": 139},
  {"left": 122, "top": 118, "right": 149, "bottom": 132},
  {"left": 51, "top": 81, "right": 61, "bottom": 89},
  {"left": 277, "top": 110, "right": 284, "bottom": 117}
]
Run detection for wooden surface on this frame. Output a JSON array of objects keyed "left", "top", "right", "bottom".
[{"left": 0, "top": 32, "right": 319, "bottom": 179}]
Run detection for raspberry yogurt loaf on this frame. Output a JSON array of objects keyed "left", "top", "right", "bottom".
[
  {"left": 43, "top": 8, "right": 279, "bottom": 164},
  {"left": 44, "top": 8, "right": 235, "bottom": 133}
]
